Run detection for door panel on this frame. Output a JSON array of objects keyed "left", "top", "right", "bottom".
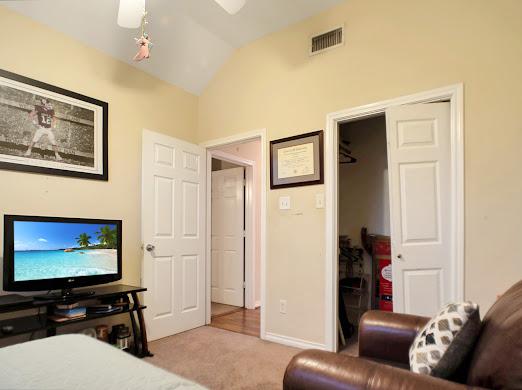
[
  {"left": 403, "top": 269, "right": 444, "bottom": 316},
  {"left": 154, "top": 257, "right": 173, "bottom": 318},
  {"left": 142, "top": 129, "right": 206, "bottom": 341},
  {"left": 154, "top": 143, "right": 175, "bottom": 166},
  {"left": 154, "top": 177, "right": 174, "bottom": 237},
  {"left": 181, "top": 255, "right": 199, "bottom": 312},
  {"left": 397, "top": 119, "right": 438, "bottom": 148},
  {"left": 399, "top": 162, "right": 440, "bottom": 243},
  {"left": 211, "top": 167, "right": 245, "bottom": 307},
  {"left": 386, "top": 103, "right": 452, "bottom": 317},
  {"left": 182, "top": 181, "right": 199, "bottom": 237}
]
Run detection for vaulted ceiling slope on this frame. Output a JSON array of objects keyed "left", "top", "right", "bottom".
[{"left": 4, "top": 0, "right": 344, "bottom": 94}]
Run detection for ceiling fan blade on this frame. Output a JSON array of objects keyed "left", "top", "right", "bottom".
[
  {"left": 117, "top": 0, "right": 145, "bottom": 28},
  {"left": 214, "top": 0, "right": 246, "bottom": 15}
]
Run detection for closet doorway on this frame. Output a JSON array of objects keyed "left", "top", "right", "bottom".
[{"left": 337, "top": 115, "right": 390, "bottom": 354}]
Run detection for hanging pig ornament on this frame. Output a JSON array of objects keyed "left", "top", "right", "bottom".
[
  {"left": 133, "top": 12, "right": 153, "bottom": 62},
  {"left": 134, "top": 33, "right": 152, "bottom": 62}
]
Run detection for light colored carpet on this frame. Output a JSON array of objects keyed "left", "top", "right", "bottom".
[
  {"left": 211, "top": 302, "right": 242, "bottom": 317},
  {"left": 147, "top": 326, "right": 300, "bottom": 390}
]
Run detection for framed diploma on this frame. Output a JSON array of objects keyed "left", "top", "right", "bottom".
[{"left": 270, "top": 130, "right": 324, "bottom": 189}]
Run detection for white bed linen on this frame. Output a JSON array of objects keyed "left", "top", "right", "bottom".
[{"left": 0, "top": 334, "right": 207, "bottom": 390}]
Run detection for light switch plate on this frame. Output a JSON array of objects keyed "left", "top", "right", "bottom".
[
  {"left": 315, "top": 193, "right": 325, "bottom": 209},
  {"left": 279, "top": 196, "right": 291, "bottom": 210}
]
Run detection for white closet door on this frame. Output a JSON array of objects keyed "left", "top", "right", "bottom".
[{"left": 386, "top": 103, "right": 453, "bottom": 317}]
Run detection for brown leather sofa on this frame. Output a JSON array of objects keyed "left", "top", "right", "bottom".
[{"left": 284, "top": 280, "right": 522, "bottom": 389}]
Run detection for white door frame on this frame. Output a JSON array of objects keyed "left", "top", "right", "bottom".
[
  {"left": 201, "top": 129, "right": 267, "bottom": 340},
  {"left": 324, "top": 84, "right": 464, "bottom": 352},
  {"left": 210, "top": 150, "right": 254, "bottom": 309}
]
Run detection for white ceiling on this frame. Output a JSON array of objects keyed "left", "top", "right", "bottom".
[{"left": 4, "top": 0, "right": 344, "bottom": 94}]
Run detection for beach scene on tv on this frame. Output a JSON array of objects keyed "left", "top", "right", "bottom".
[{"left": 13, "top": 221, "right": 118, "bottom": 282}]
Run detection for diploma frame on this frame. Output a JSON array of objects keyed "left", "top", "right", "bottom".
[{"left": 270, "top": 130, "right": 324, "bottom": 189}]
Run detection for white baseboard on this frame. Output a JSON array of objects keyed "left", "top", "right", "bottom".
[{"left": 264, "top": 332, "right": 328, "bottom": 350}]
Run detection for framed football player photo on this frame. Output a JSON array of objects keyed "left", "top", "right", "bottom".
[{"left": 0, "top": 69, "right": 108, "bottom": 181}]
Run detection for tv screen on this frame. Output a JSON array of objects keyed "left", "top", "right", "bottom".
[{"left": 3, "top": 215, "right": 122, "bottom": 292}]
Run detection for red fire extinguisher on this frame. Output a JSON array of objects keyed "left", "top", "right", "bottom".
[
  {"left": 378, "top": 259, "right": 393, "bottom": 311},
  {"left": 374, "top": 239, "right": 393, "bottom": 311}
]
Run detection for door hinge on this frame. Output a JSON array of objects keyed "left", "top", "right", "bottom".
[
  {"left": 243, "top": 230, "right": 246, "bottom": 238},
  {"left": 243, "top": 179, "right": 247, "bottom": 187},
  {"left": 243, "top": 281, "right": 246, "bottom": 289}
]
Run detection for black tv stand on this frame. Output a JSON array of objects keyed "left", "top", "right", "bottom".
[
  {"left": 33, "top": 289, "right": 96, "bottom": 301},
  {"left": 0, "top": 284, "right": 152, "bottom": 358}
]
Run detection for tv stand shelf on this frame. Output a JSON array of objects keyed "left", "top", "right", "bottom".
[{"left": 0, "top": 284, "right": 152, "bottom": 358}]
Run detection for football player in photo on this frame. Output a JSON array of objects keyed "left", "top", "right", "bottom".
[{"left": 24, "top": 97, "right": 62, "bottom": 161}]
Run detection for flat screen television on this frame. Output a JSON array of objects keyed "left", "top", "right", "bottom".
[{"left": 3, "top": 215, "right": 122, "bottom": 298}]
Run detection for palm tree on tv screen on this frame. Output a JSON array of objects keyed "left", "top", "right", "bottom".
[
  {"left": 76, "top": 233, "right": 91, "bottom": 248},
  {"left": 96, "top": 226, "right": 117, "bottom": 249}
]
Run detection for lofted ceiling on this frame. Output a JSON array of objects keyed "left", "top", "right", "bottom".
[{"left": 3, "top": 0, "right": 344, "bottom": 94}]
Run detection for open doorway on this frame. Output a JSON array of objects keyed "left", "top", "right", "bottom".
[
  {"left": 337, "top": 115, "right": 391, "bottom": 354},
  {"left": 207, "top": 139, "right": 262, "bottom": 338}
]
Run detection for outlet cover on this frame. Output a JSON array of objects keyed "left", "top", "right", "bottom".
[
  {"left": 315, "top": 193, "right": 325, "bottom": 209},
  {"left": 279, "top": 196, "right": 291, "bottom": 210},
  {"left": 279, "top": 299, "right": 287, "bottom": 314}
]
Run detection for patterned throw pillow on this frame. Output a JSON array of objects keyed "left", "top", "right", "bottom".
[{"left": 409, "top": 302, "right": 481, "bottom": 378}]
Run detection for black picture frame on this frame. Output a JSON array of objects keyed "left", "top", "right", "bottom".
[
  {"left": 0, "top": 69, "right": 108, "bottom": 181},
  {"left": 270, "top": 130, "right": 324, "bottom": 189}
]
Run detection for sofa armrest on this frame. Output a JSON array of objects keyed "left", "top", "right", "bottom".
[
  {"left": 283, "top": 350, "right": 485, "bottom": 390},
  {"left": 358, "top": 310, "right": 430, "bottom": 365}
]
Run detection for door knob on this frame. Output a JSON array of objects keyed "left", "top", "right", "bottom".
[{"left": 145, "top": 244, "right": 155, "bottom": 252}]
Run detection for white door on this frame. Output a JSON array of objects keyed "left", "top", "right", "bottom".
[
  {"left": 386, "top": 102, "right": 454, "bottom": 317},
  {"left": 142, "top": 129, "right": 206, "bottom": 341},
  {"left": 211, "top": 167, "right": 245, "bottom": 307}
]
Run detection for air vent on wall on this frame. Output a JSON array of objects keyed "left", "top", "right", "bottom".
[{"left": 310, "top": 26, "right": 344, "bottom": 56}]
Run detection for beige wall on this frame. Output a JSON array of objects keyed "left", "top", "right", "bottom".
[
  {"left": 198, "top": 0, "right": 522, "bottom": 345},
  {"left": 0, "top": 6, "right": 198, "bottom": 292}
]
